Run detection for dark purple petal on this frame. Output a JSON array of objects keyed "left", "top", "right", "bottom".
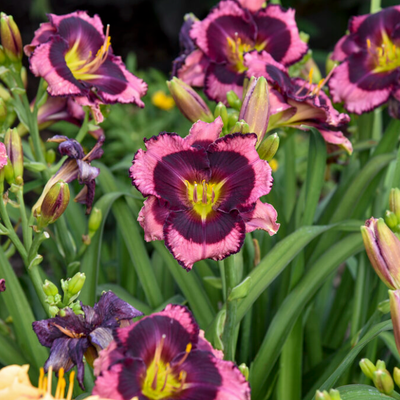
[
  {"left": 24, "top": 22, "right": 56, "bottom": 56},
  {"left": 0, "top": 279, "right": 5, "bottom": 292},
  {"left": 76, "top": 160, "right": 100, "bottom": 183},
  {"left": 44, "top": 337, "right": 75, "bottom": 374},
  {"left": 190, "top": 0, "right": 256, "bottom": 63},
  {"left": 84, "top": 134, "right": 105, "bottom": 162},
  {"left": 131, "top": 133, "right": 210, "bottom": 209},
  {"left": 138, "top": 196, "right": 170, "bottom": 242},
  {"left": 164, "top": 208, "right": 246, "bottom": 269},
  {"left": 75, "top": 180, "right": 95, "bottom": 214},
  {"left": 254, "top": 5, "right": 308, "bottom": 66},
  {"left": 331, "top": 34, "right": 360, "bottom": 62},
  {"left": 204, "top": 63, "right": 245, "bottom": 104},
  {"left": 89, "top": 327, "right": 114, "bottom": 351},
  {"left": 208, "top": 133, "right": 273, "bottom": 213},
  {"left": 67, "top": 337, "right": 91, "bottom": 389},
  {"left": 58, "top": 138, "right": 85, "bottom": 159}
]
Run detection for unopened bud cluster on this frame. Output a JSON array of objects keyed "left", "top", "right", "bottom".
[
  {"left": 0, "top": 13, "right": 22, "bottom": 65},
  {"left": 359, "top": 358, "right": 399, "bottom": 395},
  {"left": 315, "top": 389, "right": 341, "bottom": 400},
  {"left": 43, "top": 272, "right": 86, "bottom": 317}
]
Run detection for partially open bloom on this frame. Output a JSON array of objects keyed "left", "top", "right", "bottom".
[
  {"left": 329, "top": 6, "right": 400, "bottom": 114},
  {"left": 174, "top": 0, "right": 307, "bottom": 103},
  {"left": 245, "top": 54, "right": 353, "bottom": 153},
  {"left": 25, "top": 11, "right": 147, "bottom": 123},
  {"left": 32, "top": 291, "right": 142, "bottom": 389},
  {"left": 0, "top": 279, "right": 5, "bottom": 292},
  {"left": 361, "top": 218, "right": 400, "bottom": 290},
  {"left": 93, "top": 304, "right": 250, "bottom": 400},
  {"left": 130, "top": 117, "right": 279, "bottom": 269},
  {"left": 33, "top": 134, "right": 104, "bottom": 215},
  {"left": 0, "top": 364, "right": 111, "bottom": 399}
]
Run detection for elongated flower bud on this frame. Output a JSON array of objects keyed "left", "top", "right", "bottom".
[
  {"left": 0, "top": 98, "right": 6, "bottom": 122},
  {"left": 258, "top": 133, "right": 279, "bottom": 161},
  {"left": 239, "top": 76, "right": 270, "bottom": 146},
  {"left": 361, "top": 218, "right": 400, "bottom": 289},
  {"left": 328, "top": 389, "right": 341, "bottom": 400},
  {"left": 359, "top": 358, "right": 377, "bottom": 380},
  {"left": 167, "top": 77, "right": 213, "bottom": 123},
  {"left": 67, "top": 272, "right": 86, "bottom": 296},
  {"left": 0, "top": 13, "right": 22, "bottom": 63},
  {"left": 214, "top": 102, "right": 229, "bottom": 127},
  {"left": 43, "top": 280, "right": 59, "bottom": 297},
  {"left": 385, "top": 210, "right": 398, "bottom": 230},
  {"left": 89, "top": 207, "right": 102, "bottom": 238},
  {"left": 373, "top": 369, "right": 394, "bottom": 395},
  {"left": 390, "top": 188, "right": 400, "bottom": 220},
  {"left": 390, "top": 290, "right": 400, "bottom": 358},
  {"left": 230, "top": 120, "right": 250, "bottom": 134},
  {"left": 394, "top": 367, "right": 400, "bottom": 388},
  {"left": 227, "top": 90, "right": 242, "bottom": 111},
  {"left": 4, "top": 128, "right": 23, "bottom": 184},
  {"left": 38, "top": 180, "right": 70, "bottom": 228}
]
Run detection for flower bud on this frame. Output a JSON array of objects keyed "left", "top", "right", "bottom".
[
  {"left": 385, "top": 210, "right": 398, "bottom": 230},
  {"left": 238, "top": 363, "right": 249, "bottom": 381},
  {"left": 45, "top": 149, "right": 56, "bottom": 165},
  {"left": 390, "top": 188, "right": 400, "bottom": 220},
  {"left": 67, "top": 272, "right": 86, "bottom": 296},
  {"left": 376, "top": 360, "right": 387, "bottom": 371},
  {"left": 258, "top": 133, "right": 280, "bottom": 162},
  {"left": 0, "top": 278, "right": 5, "bottom": 292},
  {"left": 49, "top": 305, "right": 60, "bottom": 317},
  {"left": 0, "top": 142, "right": 7, "bottom": 194},
  {"left": 226, "top": 90, "right": 242, "bottom": 111},
  {"left": 315, "top": 390, "right": 329, "bottom": 400},
  {"left": 359, "top": 358, "right": 377, "bottom": 380},
  {"left": 37, "top": 180, "right": 70, "bottom": 228},
  {"left": 328, "top": 389, "right": 341, "bottom": 400},
  {"left": 0, "top": 46, "right": 5, "bottom": 65},
  {"left": 89, "top": 207, "right": 102, "bottom": 238},
  {"left": 361, "top": 218, "right": 400, "bottom": 289},
  {"left": 167, "top": 77, "right": 213, "bottom": 123},
  {"left": 394, "top": 367, "right": 400, "bottom": 388},
  {"left": 0, "top": 13, "right": 22, "bottom": 63},
  {"left": 20, "top": 66, "right": 27, "bottom": 89},
  {"left": 239, "top": 76, "right": 270, "bottom": 145},
  {"left": 390, "top": 290, "right": 400, "bottom": 358},
  {"left": 43, "top": 280, "right": 58, "bottom": 297},
  {"left": 4, "top": 128, "right": 23, "bottom": 184},
  {"left": 230, "top": 120, "right": 250, "bottom": 134},
  {"left": 214, "top": 102, "right": 229, "bottom": 127},
  {"left": 0, "top": 84, "right": 10, "bottom": 102},
  {"left": 373, "top": 369, "right": 394, "bottom": 395},
  {"left": 228, "top": 110, "right": 239, "bottom": 130},
  {"left": 0, "top": 98, "right": 6, "bottom": 122}
]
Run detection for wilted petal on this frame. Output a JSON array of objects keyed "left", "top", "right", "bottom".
[
  {"left": 138, "top": 196, "right": 170, "bottom": 242},
  {"left": 241, "top": 200, "right": 279, "bottom": 235},
  {"left": 89, "top": 327, "right": 114, "bottom": 351},
  {"left": 44, "top": 337, "right": 75, "bottom": 375}
]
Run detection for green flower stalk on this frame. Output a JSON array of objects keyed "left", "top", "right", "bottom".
[
  {"left": 37, "top": 180, "right": 70, "bottom": 229},
  {"left": 167, "top": 77, "right": 214, "bottom": 123},
  {"left": 0, "top": 13, "right": 22, "bottom": 63},
  {"left": 239, "top": 76, "right": 270, "bottom": 146}
]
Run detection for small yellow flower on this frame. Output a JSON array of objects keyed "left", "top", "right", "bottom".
[
  {"left": 0, "top": 365, "right": 111, "bottom": 400},
  {"left": 151, "top": 90, "right": 175, "bottom": 110},
  {"left": 269, "top": 158, "right": 279, "bottom": 172}
]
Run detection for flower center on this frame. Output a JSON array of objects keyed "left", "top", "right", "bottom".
[
  {"left": 368, "top": 33, "right": 400, "bottom": 73},
  {"left": 65, "top": 25, "right": 111, "bottom": 81},
  {"left": 142, "top": 335, "right": 191, "bottom": 399},
  {"left": 226, "top": 34, "right": 266, "bottom": 73},
  {"left": 184, "top": 179, "right": 222, "bottom": 219}
]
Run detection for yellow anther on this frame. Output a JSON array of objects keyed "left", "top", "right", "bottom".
[
  {"left": 186, "top": 343, "right": 192, "bottom": 353},
  {"left": 38, "top": 367, "right": 45, "bottom": 391},
  {"left": 47, "top": 366, "right": 53, "bottom": 394},
  {"left": 308, "top": 67, "right": 314, "bottom": 86},
  {"left": 67, "top": 370, "right": 75, "bottom": 400},
  {"left": 367, "top": 38, "right": 371, "bottom": 48}
]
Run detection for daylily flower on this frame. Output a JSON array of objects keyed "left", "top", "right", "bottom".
[
  {"left": 245, "top": 52, "right": 353, "bottom": 153},
  {"left": 25, "top": 11, "right": 147, "bottom": 123},
  {"left": 174, "top": 0, "right": 307, "bottom": 103},
  {"left": 328, "top": 6, "right": 400, "bottom": 114},
  {"left": 130, "top": 117, "right": 279, "bottom": 269},
  {"left": 361, "top": 217, "right": 400, "bottom": 290},
  {"left": 32, "top": 134, "right": 105, "bottom": 216},
  {"left": 92, "top": 304, "right": 250, "bottom": 400},
  {"left": 0, "top": 279, "right": 5, "bottom": 292},
  {"left": 0, "top": 364, "right": 111, "bottom": 400},
  {"left": 32, "top": 291, "right": 142, "bottom": 389}
]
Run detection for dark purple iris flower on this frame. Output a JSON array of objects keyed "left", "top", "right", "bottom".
[
  {"left": 0, "top": 279, "right": 5, "bottom": 292},
  {"left": 328, "top": 6, "right": 400, "bottom": 115},
  {"left": 92, "top": 304, "right": 250, "bottom": 400},
  {"left": 25, "top": 11, "right": 147, "bottom": 123},
  {"left": 173, "top": 0, "right": 307, "bottom": 104},
  {"left": 32, "top": 291, "right": 142, "bottom": 389},
  {"left": 32, "top": 134, "right": 105, "bottom": 216},
  {"left": 245, "top": 52, "right": 353, "bottom": 154},
  {"left": 130, "top": 117, "right": 279, "bottom": 270}
]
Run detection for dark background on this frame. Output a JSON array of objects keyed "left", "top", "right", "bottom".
[{"left": 2, "top": 0, "right": 399, "bottom": 74}]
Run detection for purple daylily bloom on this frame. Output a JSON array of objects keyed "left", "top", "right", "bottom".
[
  {"left": 130, "top": 117, "right": 279, "bottom": 270},
  {"left": 32, "top": 291, "right": 142, "bottom": 389},
  {"left": 245, "top": 52, "right": 353, "bottom": 154},
  {"left": 92, "top": 304, "right": 250, "bottom": 400},
  {"left": 33, "top": 134, "right": 105, "bottom": 216},
  {"left": 328, "top": 6, "right": 400, "bottom": 114},
  {"left": 25, "top": 11, "right": 147, "bottom": 123},
  {"left": 0, "top": 279, "right": 5, "bottom": 292},
  {"left": 174, "top": 0, "right": 307, "bottom": 103}
]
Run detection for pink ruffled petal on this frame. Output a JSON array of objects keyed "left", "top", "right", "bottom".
[
  {"left": 0, "top": 142, "right": 7, "bottom": 170},
  {"left": 237, "top": 0, "right": 265, "bottom": 12},
  {"left": 244, "top": 51, "right": 288, "bottom": 82},
  {"left": 331, "top": 34, "right": 360, "bottom": 62},
  {"left": 164, "top": 209, "right": 246, "bottom": 270},
  {"left": 185, "top": 117, "right": 223, "bottom": 149},
  {"left": 328, "top": 61, "right": 392, "bottom": 114},
  {"left": 137, "top": 196, "right": 169, "bottom": 242},
  {"left": 24, "top": 22, "right": 56, "bottom": 56},
  {"left": 198, "top": 330, "right": 224, "bottom": 359},
  {"left": 177, "top": 49, "right": 209, "bottom": 87},
  {"left": 241, "top": 200, "right": 279, "bottom": 235},
  {"left": 349, "top": 14, "right": 370, "bottom": 34},
  {"left": 208, "top": 133, "right": 273, "bottom": 212},
  {"left": 317, "top": 126, "right": 353, "bottom": 155},
  {"left": 254, "top": 5, "right": 308, "bottom": 66}
]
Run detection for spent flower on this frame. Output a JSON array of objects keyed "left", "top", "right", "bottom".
[{"left": 0, "top": 279, "right": 5, "bottom": 292}]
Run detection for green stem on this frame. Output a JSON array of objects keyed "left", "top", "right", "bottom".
[
  {"left": 392, "top": 144, "right": 400, "bottom": 189},
  {"left": 0, "top": 196, "right": 27, "bottom": 263},
  {"left": 284, "top": 133, "right": 296, "bottom": 222},
  {"left": 16, "top": 186, "right": 32, "bottom": 249},
  {"left": 219, "top": 260, "right": 227, "bottom": 302},
  {"left": 222, "top": 256, "right": 239, "bottom": 361},
  {"left": 75, "top": 110, "right": 90, "bottom": 143},
  {"left": 370, "top": 0, "right": 381, "bottom": 13}
]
